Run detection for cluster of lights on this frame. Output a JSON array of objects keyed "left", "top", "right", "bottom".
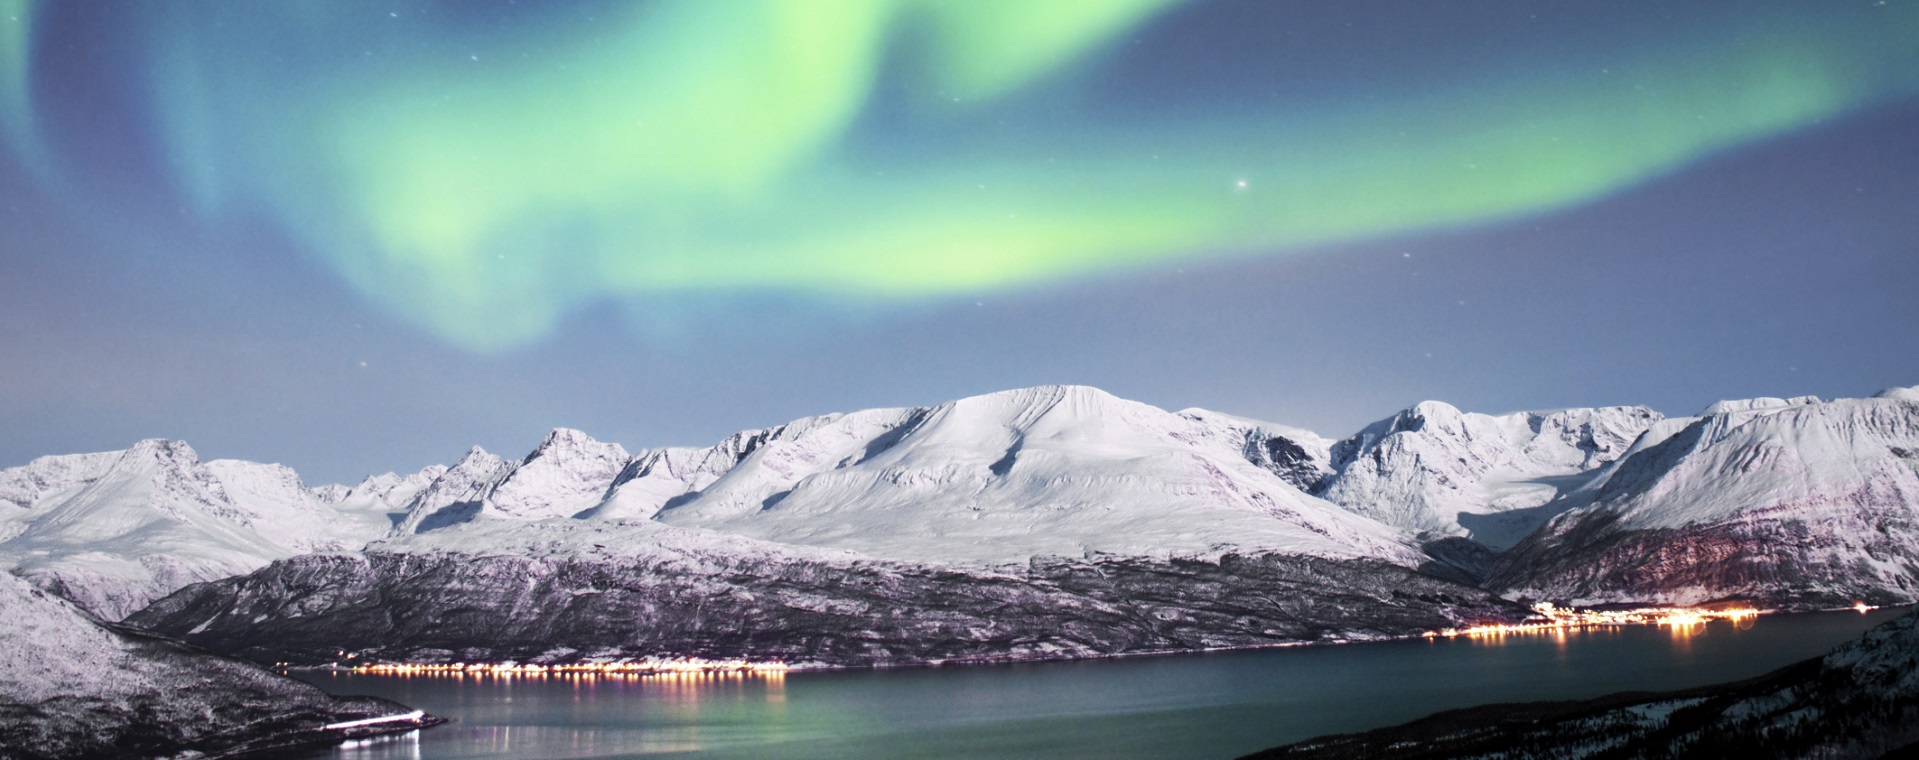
[
  {"left": 287, "top": 601, "right": 1887, "bottom": 676},
  {"left": 1425, "top": 602, "right": 1767, "bottom": 639},
  {"left": 345, "top": 656, "right": 791, "bottom": 680}
]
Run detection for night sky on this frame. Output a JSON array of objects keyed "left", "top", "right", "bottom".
[{"left": 3, "top": 0, "right": 1917, "bottom": 484}]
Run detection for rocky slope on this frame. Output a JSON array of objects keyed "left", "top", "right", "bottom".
[
  {"left": 0, "top": 571, "right": 428, "bottom": 760},
  {"left": 126, "top": 519, "right": 1525, "bottom": 667},
  {"left": 1248, "top": 608, "right": 1919, "bottom": 759},
  {"left": 1490, "top": 389, "right": 1919, "bottom": 608}
]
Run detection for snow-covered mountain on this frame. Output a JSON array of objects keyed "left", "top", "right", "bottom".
[
  {"left": 643, "top": 386, "right": 1414, "bottom": 564},
  {"left": 1317, "top": 401, "right": 1663, "bottom": 548},
  {"left": 9, "top": 382, "right": 1919, "bottom": 667},
  {"left": 0, "top": 440, "right": 393, "bottom": 620},
  {"left": 0, "top": 570, "right": 426, "bottom": 759},
  {"left": 387, "top": 428, "right": 630, "bottom": 532},
  {"left": 125, "top": 387, "right": 1503, "bottom": 666},
  {"left": 382, "top": 386, "right": 1416, "bottom": 566},
  {"left": 1492, "top": 388, "right": 1919, "bottom": 607}
]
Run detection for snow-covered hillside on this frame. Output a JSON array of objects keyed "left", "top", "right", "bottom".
[
  {"left": 1177, "top": 407, "right": 1336, "bottom": 493},
  {"left": 1493, "top": 388, "right": 1919, "bottom": 606},
  {"left": 379, "top": 386, "right": 1421, "bottom": 566},
  {"left": 647, "top": 386, "right": 1417, "bottom": 565},
  {"left": 1317, "top": 401, "right": 1663, "bottom": 548},
  {"left": 0, "top": 440, "right": 392, "bottom": 620},
  {"left": 0, "top": 570, "right": 424, "bottom": 759}
]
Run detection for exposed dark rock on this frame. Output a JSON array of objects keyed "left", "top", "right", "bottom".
[
  {"left": 1418, "top": 536, "right": 1499, "bottom": 586},
  {"left": 1245, "top": 434, "right": 1329, "bottom": 493}
]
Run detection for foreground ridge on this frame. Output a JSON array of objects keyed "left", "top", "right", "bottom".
[
  {"left": 0, "top": 572, "right": 439, "bottom": 759},
  {"left": 1248, "top": 607, "right": 1919, "bottom": 759}
]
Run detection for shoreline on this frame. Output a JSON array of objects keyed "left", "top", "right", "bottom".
[
  {"left": 276, "top": 602, "right": 1908, "bottom": 680},
  {"left": 209, "top": 713, "right": 450, "bottom": 760}
]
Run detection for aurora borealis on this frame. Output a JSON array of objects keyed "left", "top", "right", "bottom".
[
  {"left": 6, "top": 0, "right": 1917, "bottom": 349},
  {"left": 3, "top": 1, "right": 1918, "bottom": 482}
]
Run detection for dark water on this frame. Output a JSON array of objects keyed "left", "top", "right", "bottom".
[{"left": 290, "top": 608, "right": 1907, "bottom": 759}]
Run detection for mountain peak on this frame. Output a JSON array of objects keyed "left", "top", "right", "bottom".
[
  {"left": 535, "top": 427, "right": 597, "bottom": 450},
  {"left": 486, "top": 429, "right": 630, "bottom": 521},
  {"left": 970, "top": 384, "right": 1125, "bottom": 403},
  {"left": 942, "top": 385, "right": 1147, "bottom": 431},
  {"left": 1873, "top": 385, "right": 1919, "bottom": 403},
  {"left": 526, "top": 427, "right": 625, "bottom": 463},
  {"left": 1699, "top": 395, "right": 1822, "bottom": 416},
  {"left": 0, "top": 450, "right": 119, "bottom": 510},
  {"left": 1398, "top": 400, "right": 1466, "bottom": 431},
  {"left": 454, "top": 446, "right": 496, "bottom": 466},
  {"left": 119, "top": 438, "right": 202, "bottom": 469},
  {"left": 1321, "top": 400, "right": 1665, "bottom": 546}
]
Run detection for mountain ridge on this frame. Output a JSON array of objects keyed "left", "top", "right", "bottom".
[{"left": 6, "top": 382, "right": 1917, "bottom": 651}]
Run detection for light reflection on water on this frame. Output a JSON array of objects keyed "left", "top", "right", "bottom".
[
  {"left": 332, "top": 730, "right": 421, "bottom": 760},
  {"left": 285, "top": 607, "right": 1907, "bottom": 760}
]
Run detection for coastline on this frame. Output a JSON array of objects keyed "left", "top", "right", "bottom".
[{"left": 278, "top": 602, "right": 1906, "bottom": 681}]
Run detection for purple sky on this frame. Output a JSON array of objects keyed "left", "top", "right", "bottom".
[{"left": 3, "top": 2, "right": 1916, "bottom": 484}]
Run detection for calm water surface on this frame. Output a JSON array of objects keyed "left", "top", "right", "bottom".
[{"left": 290, "top": 608, "right": 1907, "bottom": 759}]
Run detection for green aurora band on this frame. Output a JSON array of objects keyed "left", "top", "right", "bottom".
[
  {"left": 0, "top": 0, "right": 37, "bottom": 172},
  {"left": 4, "top": 1, "right": 1917, "bottom": 349}
]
